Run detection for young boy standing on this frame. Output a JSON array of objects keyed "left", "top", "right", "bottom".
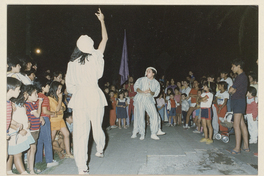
[
  {"left": 220, "top": 70, "right": 233, "bottom": 112},
  {"left": 131, "top": 67, "right": 165, "bottom": 140}
]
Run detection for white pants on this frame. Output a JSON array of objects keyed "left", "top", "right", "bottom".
[
  {"left": 246, "top": 114, "right": 258, "bottom": 142},
  {"left": 211, "top": 105, "right": 219, "bottom": 135},
  {"left": 133, "top": 101, "right": 160, "bottom": 135},
  {"left": 73, "top": 107, "right": 105, "bottom": 172}
]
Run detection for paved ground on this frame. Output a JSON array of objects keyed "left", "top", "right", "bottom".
[{"left": 40, "top": 123, "right": 258, "bottom": 175}]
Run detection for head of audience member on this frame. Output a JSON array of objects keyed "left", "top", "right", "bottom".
[
  {"left": 110, "top": 85, "right": 116, "bottom": 92},
  {"left": 167, "top": 88, "right": 173, "bottom": 96},
  {"left": 186, "top": 76, "right": 191, "bottom": 82},
  {"left": 231, "top": 59, "right": 245, "bottom": 74},
  {"left": 247, "top": 86, "right": 257, "bottom": 98},
  {"left": 34, "top": 77, "right": 51, "bottom": 94},
  {"left": 48, "top": 81, "right": 63, "bottom": 101},
  {"left": 109, "top": 90, "right": 115, "bottom": 98},
  {"left": 7, "top": 77, "right": 22, "bottom": 99},
  {"left": 193, "top": 80, "right": 199, "bottom": 89},
  {"left": 197, "top": 89, "right": 202, "bottom": 97},
  {"left": 16, "top": 55, "right": 33, "bottom": 72},
  {"left": 118, "top": 90, "right": 125, "bottom": 99},
  {"left": 182, "top": 80, "right": 189, "bottom": 89},
  {"left": 128, "top": 76, "right": 134, "bottom": 84},
  {"left": 24, "top": 68, "right": 36, "bottom": 81},
  {"left": 181, "top": 93, "right": 187, "bottom": 101},
  {"left": 31, "top": 60, "right": 38, "bottom": 71},
  {"left": 248, "top": 72, "right": 258, "bottom": 85},
  {"left": 7, "top": 56, "right": 22, "bottom": 73},
  {"left": 170, "top": 78, "right": 175, "bottom": 85},
  {"left": 53, "top": 71, "right": 63, "bottom": 83},
  {"left": 64, "top": 112, "right": 73, "bottom": 124},
  {"left": 124, "top": 90, "right": 128, "bottom": 98},
  {"left": 216, "top": 76, "right": 221, "bottom": 83},
  {"left": 217, "top": 81, "right": 228, "bottom": 92},
  {"left": 189, "top": 71, "right": 193, "bottom": 76},
  {"left": 174, "top": 87, "right": 180, "bottom": 95},
  {"left": 104, "top": 87, "right": 109, "bottom": 95},
  {"left": 203, "top": 81, "right": 216, "bottom": 94},
  {"left": 207, "top": 74, "right": 215, "bottom": 83},
  {"left": 169, "top": 93, "right": 175, "bottom": 100},
  {"left": 220, "top": 70, "right": 229, "bottom": 80},
  {"left": 104, "top": 82, "right": 110, "bottom": 87},
  {"left": 176, "top": 82, "right": 181, "bottom": 88}
]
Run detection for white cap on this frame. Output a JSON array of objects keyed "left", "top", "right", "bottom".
[
  {"left": 145, "top": 67, "right": 157, "bottom": 76},
  {"left": 76, "top": 35, "right": 95, "bottom": 53}
]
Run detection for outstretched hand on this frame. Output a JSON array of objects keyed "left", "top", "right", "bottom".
[{"left": 95, "top": 8, "right": 104, "bottom": 21}]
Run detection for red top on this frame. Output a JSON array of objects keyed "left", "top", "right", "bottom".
[
  {"left": 190, "top": 88, "right": 198, "bottom": 103},
  {"left": 6, "top": 101, "right": 12, "bottom": 131},
  {"left": 125, "top": 84, "right": 137, "bottom": 98},
  {"left": 246, "top": 97, "right": 258, "bottom": 119},
  {"left": 37, "top": 93, "right": 51, "bottom": 119},
  {"left": 170, "top": 99, "right": 176, "bottom": 108}
]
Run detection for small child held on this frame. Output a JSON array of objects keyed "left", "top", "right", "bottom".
[
  {"left": 246, "top": 86, "right": 258, "bottom": 144},
  {"left": 167, "top": 93, "right": 178, "bottom": 126},
  {"left": 116, "top": 90, "right": 128, "bottom": 129},
  {"left": 199, "top": 82, "right": 214, "bottom": 144}
]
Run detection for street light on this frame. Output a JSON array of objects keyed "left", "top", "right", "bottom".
[{"left": 35, "top": 48, "right": 41, "bottom": 54}]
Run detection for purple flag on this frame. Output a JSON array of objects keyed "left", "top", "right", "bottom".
[{"left": 119, "top": 30, "right": 129, "bottom": 85}]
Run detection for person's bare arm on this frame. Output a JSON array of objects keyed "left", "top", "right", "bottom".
[{"left": 96, "top": 8, "right": 108, "bottom": 54}]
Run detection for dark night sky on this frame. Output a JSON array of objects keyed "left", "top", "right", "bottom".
[{"left": 7, "top": 5, "right": 258, "bottom": 86}]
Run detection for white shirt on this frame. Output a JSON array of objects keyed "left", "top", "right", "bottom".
[
  {"left": 200, "top": 92, "right": 213, "bottom": 108},
  {"left": 215, "top": 91, "right": 229, "bottom": 105},
  {"left": 220, "top": 77, "right": 233, "bottom": 91},
  {"left": 182, "top": 87, "right": 191, "bottom": 101},
  {"left": 156, "top": 98, "right": 165, "bottom": 107},
  {"left": 7, "top": 72, "right": 33, "bottom": 85},
  {"left": 66, "top": 49, "right": 107, "bottom": 109},
  {"left": 133, "top": 77, "right": 160, "bottom": 105}
]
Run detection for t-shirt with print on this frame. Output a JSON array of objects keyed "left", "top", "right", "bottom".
[{"left": 215, "top": 91, "right": 229, "bottom": 105}]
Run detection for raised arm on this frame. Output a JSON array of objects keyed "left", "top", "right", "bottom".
[{"left": 95, "top": 8, "right": 108, "bottom": 54}]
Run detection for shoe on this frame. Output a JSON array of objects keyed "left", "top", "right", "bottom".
[
  {"left": 64, "top": 154, "right": 74, "bottom": 159},
  {"left": 151, "top": 134, "right": 160, "bottom": 140},
  {"left": 123, "top": 126, "right": 127, "bottom": 129},
  {"left": 106, "top": 126, "right": 112, "bottom": 130},
  {"left": 79, "top": 169, "right": 89, "bottom": 174},
  {"left": 111, "top": 125, "right": 118, "bottom": 129},
  {"left": 226, "top": 149, "right": 241, "bottom": 155},
  {"left": 166, "top": 123, "right": 172, "bottom": 127},
  {"left": 119, "top": 126, "right": 122, "bottom": 129},
  {"left": 206, "top": 139, "right": 213, "bottom": 144},
  {"left": 193, "top": 129, "right": 200, "bottom": 133},
  {"left": 200, "top": 138, "right": 207, "bottom": 142},
  {"left": 174, "top": 123, "right": 177, "bottom": 126},
  {"left": 183, "top": 125, "right": 187, "bottom": 129},
  {"left": 131, "top": 134, "right": 137, "bottom": 138},
  {"left": 139, "top": 135, "right": 145, "bottom": 140},
  {"left": 47, "top": 160, "right": 58, "bottom": 167},
  {"left": 7, "top": 170, "right": 14, "bottom": 174},
  {"left": 21, "top": 171, "right": 28, "bottom": 174},
  {"left": 95, "top": 152, "right": 104, "bottom": 158},
  {"left": 213, "top": 134, "right": 216, "bottom": 139},
  {"left": 187, "top": 126, "right": 190, "bottom": 129},
  {"left": 157, "top": 129, "right": 166, "bottom": 136},
  {"left": 249, "top": 140, "right": 257, "bottom": 144},
  {"left": 241, "top": 148, "right": 250, "bottom": 152}
]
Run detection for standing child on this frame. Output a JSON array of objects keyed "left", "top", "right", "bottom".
[
  {"left": 199, "top": 82, "right": 214, "bottom": 144},
  {"left": 181, "top": 93, "right": 189, "bottom": 128},
  {"left": 220, "top": 70, "right": 233, "bottom": 112},
  {"left": 164, "top": 88, "right": 173, "bottom": 122},
  {"left": 24, "top": 85, "right": 45, "bottom": 174},
  {"left": 193, "top": 89, "right": 202, "bottom": 133},
  {"left": 109, "top": 90, "right": 118, "bottom": 128},
  {"left": 174, "top": 87, "right": 182, "bottom": 126},
  {"left": 48, "top": 81, "right": 73, "bottom": 159},
  {"left": 124, "top": 90, "right": 131, "bottom": 127},
  {"left": 213, "top": 81, "right": 229, "bottom": 138},
  {"left": 116, "top": 90, "right": 128, "bottom": 129},
  {"left": 156, "top": 93, "right": 165, "bottom": 122},
  {"left": 167, "top": 93, "right": 178, "bottom": 126},
  {"left": 246, "top": 87, "right": 258, "bottom": 144}
]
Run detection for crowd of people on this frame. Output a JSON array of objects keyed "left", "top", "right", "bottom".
[{"left": 6, "top": 8, "right": 258, "bottom": 175}]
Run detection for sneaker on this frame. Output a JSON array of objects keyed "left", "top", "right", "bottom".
[
  {"left": 201, "top": 132, "right": 205, "bottom": 136},
  {"left": 193, "top": 129, "right": 200, "bottom": 133},
  {"left": 157, "top": 129, "right": 166, "bottom": 135},
  {"left": 206, "top": 139, "right": 213, "bottom": 144},
  {"left": 187, "top": 126, "right": 190, "bottom": 129},
  {"left": 65, "top": 154, "right": 74, "bottom": 159},
  {"left": 174, "top": 123, "right": 177, "bottom": 126},
  {"left": 106, "top": 126, "right": 112, "bottom": 131},
  {"left": 200, "top": 138, "right": 207, "bottom": 142},
  {"left": 131, "top": 134, "right": 137, "bottom": 138},
  {"left": 111, "top": 125, "right": 118, "bottom": 129},
  {"left": 183, "top": 125, "right": 187, "bottom": 129},
  {"left": 151, "top": 134, "right": 160, "bottom": 140},
  {"left": 79, "top": 169, "right": 89, "bottom": 174},
  {"left": 95, "top": 152, "right": 104, "bottom": 158},
  {"left": 249, "top": 141, "right": 257, "bottom": 144},
  {"left": 123, "top": 126, "right": 127, "bottom": 129},
  {"left": 139, "top": 135, "right": 145, "bottom": 140},
  {"left": 166, "top": 123, "right": 172, "bottom": 127},
  {"left": 47, "top": 160, "right": 58, "bottom": 167}
]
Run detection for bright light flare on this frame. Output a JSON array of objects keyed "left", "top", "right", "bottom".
[{"left": 36, "top": 49, "right": 41, "bottom": 54}]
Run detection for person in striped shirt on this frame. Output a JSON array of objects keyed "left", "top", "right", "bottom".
[{"left": 25, "top": 85, "right": 44, "bottom": 174}]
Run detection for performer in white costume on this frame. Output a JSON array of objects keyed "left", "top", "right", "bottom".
[
  {"left": 131, "top": 67, "right": 165, "bottom": 140},
  {"left": 65, "top": 8, "right": 108, "bottom": 175}
]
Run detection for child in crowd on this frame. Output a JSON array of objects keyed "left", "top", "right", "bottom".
[
  {"left": 48, "top": 81, "right": 73, "bottom": 159},
  {"left": 213, "top": 81, "right": 229, "bottom": 138},
  {"left": 193, "top": 89, "right": 202, "bottom": 133},
  {"left": 199, "top": 82, "right": 214, "bottom": 144},
  {"left": 246, "top": 87, "right": 258, "bottom": 144},
  {"left": 109, "top": 90, "right": 118, "bottom": 128},
  {"left": 220, "top": 70, "right": 233, "bottom": 112},
  {"left": 102, "top": 87, "right": 111, "bottom": 130},
  {"left": 116, "top": 90, "right": 128, "bottom": 129},
  {"left": 110, "top": 85, "right": 118, "bottom": 98},
  {"left": 24, "top": 68, "right": 36, "bottom": 85},
  {"left": 124, "top": 90, "right": 131, "bottom": 127},
  {"left": 156, "top": 92, "right": 165, "bottom": 122},
  {"left": 174, "top": 87, "right": 182, "bottom": 126},
  {"left": 52, "top": 71, "right": 63, "bottom": 83},
  {"left": 181, "top": 93, "right": 189, "bottom": 128},
  {"left": 165, "top": 88, "right": 173, "bottom": 122},
  {"left": 25, "top": 85, "right": 44, "bottom": 174},
  {"left": 52, "top": 131, "right": 66, "bottom": 159},
  {"left": 64, "top": 112, "right": 73, "bottom": 152},
  {"left": 167, "top": 93, "right": 178, "bottom": 126},
  {"left": 34, "top": 78, "right": 59, "bottom": 167}
]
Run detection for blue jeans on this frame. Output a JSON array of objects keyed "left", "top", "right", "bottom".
[
  {"left": 35, "top": 116, "right": 53, "bottom": 164},
  {"left": 157, "top": 106, "right": 164, "bottom": 121}
]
